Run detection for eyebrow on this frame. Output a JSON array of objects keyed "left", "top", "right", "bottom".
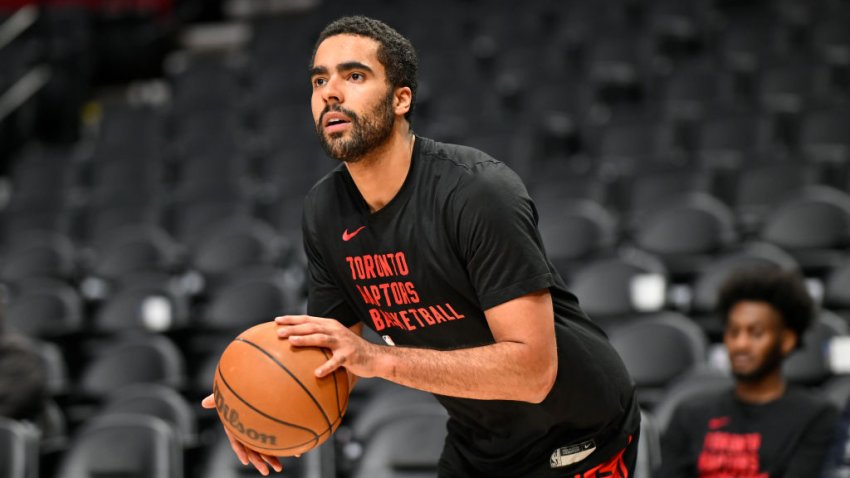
[{"left": 309, "top": 61, "right": 374, "bottom": 78}]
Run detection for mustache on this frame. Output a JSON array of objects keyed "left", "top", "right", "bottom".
[{"left": 319, "top": 104, "right": 358, "bottom": 126}]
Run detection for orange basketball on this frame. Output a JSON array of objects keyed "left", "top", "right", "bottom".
[{"left": 213, "top": 321, "right": 349, "bottom": 456}]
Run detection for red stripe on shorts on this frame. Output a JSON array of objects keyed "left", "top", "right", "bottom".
[{"left": 572, "top": 435, "right": 632, "bottom": 478}]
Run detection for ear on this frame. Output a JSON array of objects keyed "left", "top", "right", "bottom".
[
  {"left": 393, "top": 86, "right": 413, "bottom": 116},
  {"left": 781, "top": 329, "right": 798, "bottom": 356}
]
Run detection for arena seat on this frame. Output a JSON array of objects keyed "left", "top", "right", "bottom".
[
  {"left": 607, "top": 312, "right": 710, "bottom": 409},
  {"left": 54, "top": 414, "right": 182, "bottom": 478},
  {"left": 5, "top": 277, "right": 84, "bottom": 339},
  {"left": 0, "top": 417, "right": 40, "bottom": 478}
]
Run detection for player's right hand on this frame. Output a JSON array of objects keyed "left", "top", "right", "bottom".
[{"left": 201, "top": 394, "right": 284, "bottom": 476}]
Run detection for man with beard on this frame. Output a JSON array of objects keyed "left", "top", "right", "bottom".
[
  {"left": 203, "top": 15, "right": 640, "bottom": 478},
  {"left": 658, "top": 265, "right": 838, "bottom": 477}
]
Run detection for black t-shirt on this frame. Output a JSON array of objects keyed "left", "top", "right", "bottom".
[
  {"left": 659, "top": 386, "right": 839, "bottom": 478},
  {"left": 302, "top": 136, "right": 639, "bottom": 476}
]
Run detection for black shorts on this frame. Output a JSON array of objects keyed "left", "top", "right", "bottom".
[{"left": 437, "top": 431, "right": 640, "bottom": 478}]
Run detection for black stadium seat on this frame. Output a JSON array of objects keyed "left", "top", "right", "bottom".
[
  {"left": 730, "top": 161, "right": 816, "bottom": 234},
  {"left": 636, "top": 408, "right": 663, "bottom": 478},
  {"left": 97, "top": 383, "right": 198, "bottom": 448},
  {"left": 630, "top": 192, "right": 738, "bottom": 281},
  {"left": 822, "top": 375, "right": 850, "bottom": 410},
  {"left": 352, "top": 411, "right": 447, "bottom": 478},
  {"left": 695, "top": 112, "right": 772, "bottom": 167},
  {"left": 92, "top": 272, "right": 191, "bottom": 334},
  {"left": 0, "top": 231, "right": 78, "bottom": 283},
  {"left": 608, "top": 312, "right": 710, "bottom": 409},
  {"left": 824, "top": 260, "right": 850, "bottom": 321},
  {"left": 188, "top": 215, "right": 295, "bottom": 286},
  {"left": 54, "top": 414, "right": 182, "bottom": 478},
  {"left": 757, "top": 186, "right": 850, "bottom": 276},
  {"left": 199, "top": 266, "right": 303, "bottom": 334},
  {"left": 799, "top": 109, "right": 850, "bottom": 164},
  {"left": 86, "top": 223, "right": 185, "bottom": 282},
  {"left": 77, "top": 333, "right": 186, "bottom": 399},
  {"left": 5, "top": 278, "right": 84, "bottom": 339},
  {"left": 537, "top": 198, "right": 619, "bottom": 280},
  {"left": 784, "top": 310, "right": 849, "bottom": 387},
  {"left": 567, "top": 248, "right": 669, "bottom": 330},
  {"left": 0, "top": 417, "right": 40, "bottom": 478}
]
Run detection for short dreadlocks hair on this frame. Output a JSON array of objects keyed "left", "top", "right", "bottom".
[
  {"left": 312, "top": 15, "right": 418, "bottom": 122},
  {"left": 717, "top": 265, "right": 815, "bottom": 347}
]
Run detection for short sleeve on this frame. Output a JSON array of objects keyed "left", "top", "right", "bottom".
[
  {"left": 302, "top": 199, "right": 360, "bottom": 327},
  {"left": 450, "top": 162, "right": 555, "bottom": 310}
]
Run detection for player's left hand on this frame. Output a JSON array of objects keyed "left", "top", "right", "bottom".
[
  {"left": 274, "top": 315, "right": 379, "bottom": 379},
  {"left": 201, "top": 394, "right": 284, "bottom": 475}
]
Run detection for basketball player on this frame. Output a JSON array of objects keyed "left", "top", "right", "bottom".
[
  {"left": 204, "top": 15, "right": 640, "bottom": 477},
  {"left": 658, "top": 266, "right": 838, "bottom": 477}
]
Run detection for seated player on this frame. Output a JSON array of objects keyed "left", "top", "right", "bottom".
[{"left": 658, "top": 265, "right": 838, "bottom": 477}]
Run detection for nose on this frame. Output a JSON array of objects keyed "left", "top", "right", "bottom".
[
  {"left": 321, "top": 75, "right": 343, "bottom": 104},
  {"left": 726, "top": 332, "right": 751, "bottom": 353}
]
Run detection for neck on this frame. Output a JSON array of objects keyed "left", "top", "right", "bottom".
[
  {"left": 345, "top": 124, "right": 415, "bottom": 213},
  {"left": 734, "top": 370, "right": 786, "bottom": 404}
]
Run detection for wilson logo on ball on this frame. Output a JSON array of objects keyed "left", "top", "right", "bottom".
[{"left": 215, "top": 382, "right": 279, "bottom": 446}]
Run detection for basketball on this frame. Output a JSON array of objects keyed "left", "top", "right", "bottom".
[{"left": 213, "top": 321, "right": 349, "bottom": 456}]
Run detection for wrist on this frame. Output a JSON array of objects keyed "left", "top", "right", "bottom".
[{"left": 371, "top": 344, "right": 396, "bottom": 380}]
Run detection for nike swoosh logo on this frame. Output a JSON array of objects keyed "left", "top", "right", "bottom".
[
  {"left": 708, "top": 417, "right": 730, "bottom": 430},
  {"left": 342, "top": 226, "right": 366, "bottom": 241}
]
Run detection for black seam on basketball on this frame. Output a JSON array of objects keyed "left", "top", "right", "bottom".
[
  {"left": 320, "top": 348, "right": 345, "bottom": 417},
  {"left": 217, "top": 367, "right": 319, "bottom": 451},
  {"left": 235, "top": 338, "right": 335, "bottom": 431}
]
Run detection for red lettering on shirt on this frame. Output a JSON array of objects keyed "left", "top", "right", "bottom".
[
  {"left": 408, "top": 308, "right": 425, "bottom": 327},
  {"left": 444, "top": 302, "right": 465, "bottom": 319},
  {"left": 346, "top": 252, "right": 410, "bottom": 280},
  {"left": 347, "top": 251, "right": 467, "bottom": 335},
  {"left": 394, "top": 252, "right": 409, "bottom": 275},
  {"left": 369, "top": 308, "right": 385, "bottom": 331},
  {"left": 376, "top": 284, "right": 391, "bottom": 306},
  {"left": 375, "top": 254, "right": 392, "bottom": 276},
  {"left": 399, "top": 310, "right": 416, "bottom": 330},
  {"left": 418, "top": 308, "right": 436, "bottom": 325},
  {"left": 430, "top": 305, "right": 448, "bottom": 323},
  {"left": 355, "top": 284, "right": 374, "bottom": 305},
  {"left": 697, "top": 431, "right": 767, "bottom": 478},
  {"left": 405, "top": 282, "right": 420, "bottom": 303},
  {"left": 362, "top": 255, "right": 375, "bottom": 279}
]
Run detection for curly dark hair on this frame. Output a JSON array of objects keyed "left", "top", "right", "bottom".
[
  {"left": 312, "top": 16, "right": 418, "bottom": 122},
  {"left": 717, "top": 265, "right": 815, "bottom": 346}
]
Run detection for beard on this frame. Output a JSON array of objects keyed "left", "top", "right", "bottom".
[
  {"left": 316, "top": 89, "right": 396, "bottom": 163},
  {"left": 731, "top": 341, "right": 786, "bottom": 383}
]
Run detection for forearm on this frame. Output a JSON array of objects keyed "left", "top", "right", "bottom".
[
  {"left": 276, "top": 293, "right": 558, "bottom": 403},
  {"left": 371, "top": 340, "right": 556, "bottom": 403}
]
